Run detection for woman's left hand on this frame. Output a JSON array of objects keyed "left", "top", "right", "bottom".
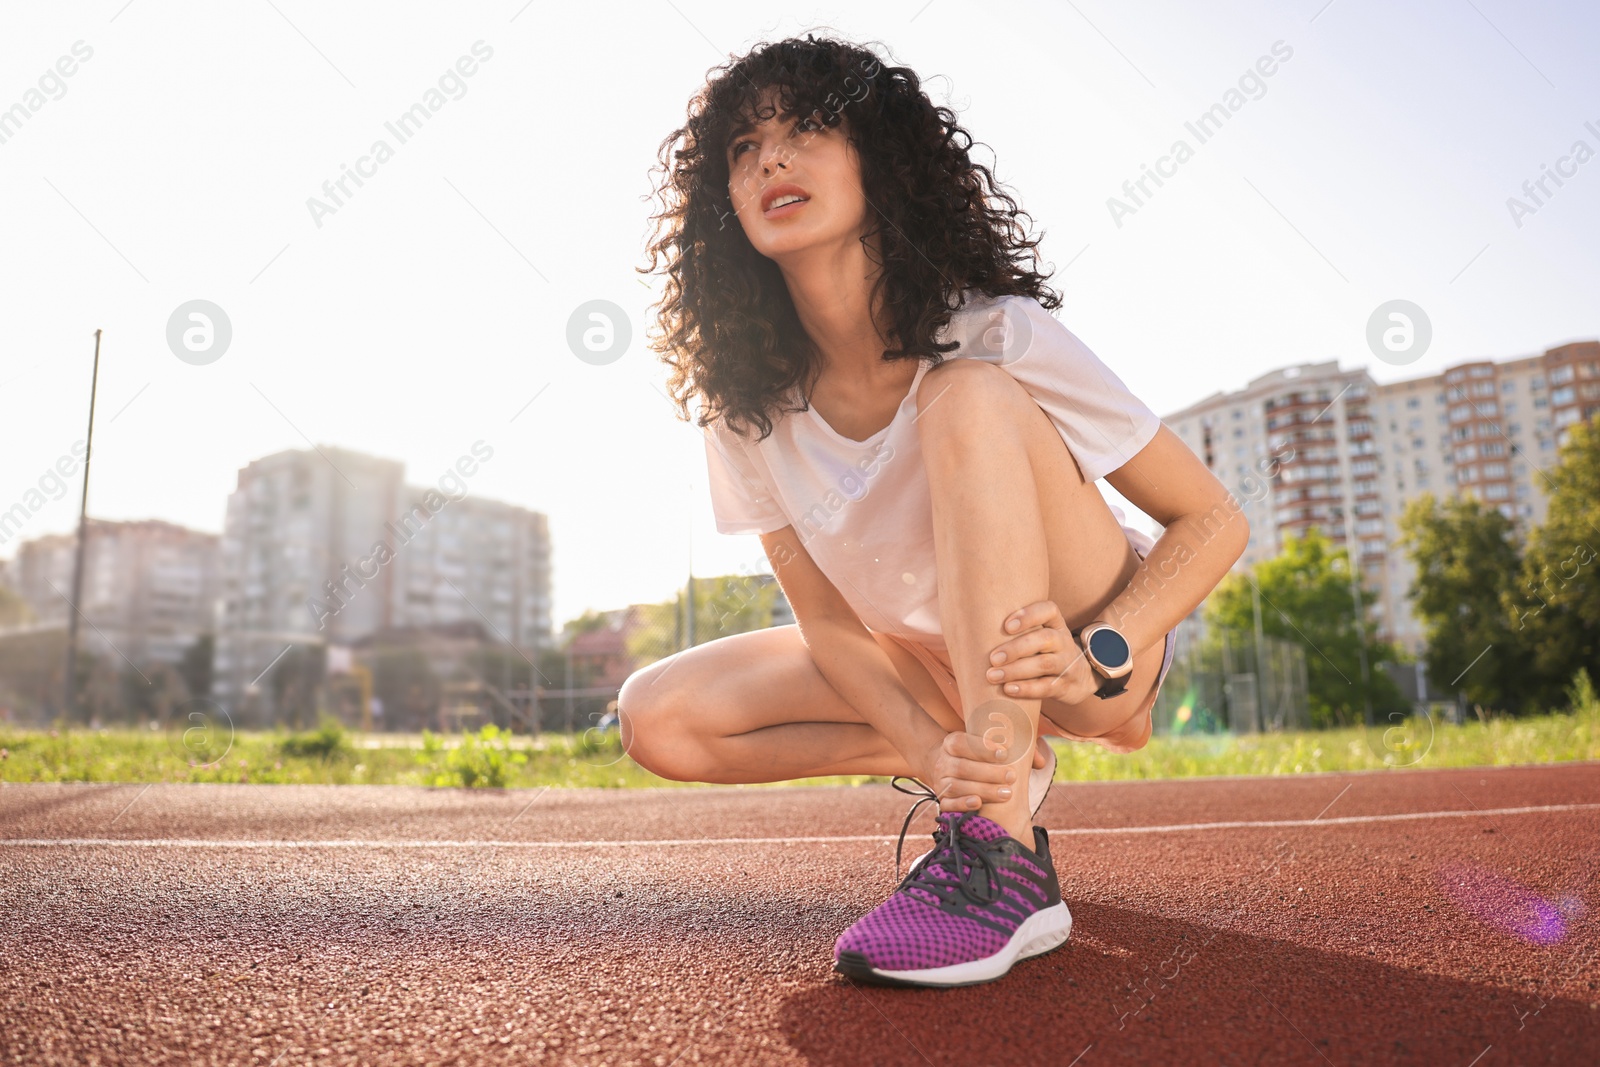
[{"left": 986, "top": 600, "right": 1101, "bottom": 705}]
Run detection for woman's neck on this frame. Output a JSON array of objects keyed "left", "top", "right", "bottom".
[{"left": 777, "top": 239, "right": 893, "bottom": 385}]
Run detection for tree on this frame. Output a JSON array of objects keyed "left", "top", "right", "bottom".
[
  {"left": 1397, "top": 492, "right": 1536, "bottom": 714},
  {"left": 82, "top": 653, "right": 122, "bottom": 726},
  {"left": 626, "top": 574, "right": 780, "bottom": 665},
  {"left": 271, "top": 644, "right": 327, "bottom": 729},
  {"left": 178, "top": 633, "right": 214, "bottom": 699},
  {"left": 1205, "top": 526, "right": 1409, "bottom": 728},
  {"left": 136, "top": 663, "right": 191, "bottom": 727},
  {"left": 0, "top": 584, "right": 32, "bottom": 628},
  {"left": 370, "top": 647, "right": 439, "bottom": 732},
  {"left": 561, "top": 609, "right": 615, "bottom": 641},
  {"left": 1512, "top": 416, "right": 1600, "bottom": 712}
]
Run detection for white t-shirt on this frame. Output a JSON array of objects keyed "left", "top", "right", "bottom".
[{"left": 701, "top": 290, "right": 1164, "bottom": 653}]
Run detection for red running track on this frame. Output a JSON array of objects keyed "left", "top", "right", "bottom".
[{"left": 2, "top": 762, "right": 1597, "bottom": 1065}]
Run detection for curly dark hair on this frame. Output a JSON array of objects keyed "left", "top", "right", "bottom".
[{"left": 640, "top": 32, "right": 1062, "bottom": 442}]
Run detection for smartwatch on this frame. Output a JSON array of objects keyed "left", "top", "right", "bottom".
[{"left": 1073, "top": 622, "right": 1133, "bottom": 699}]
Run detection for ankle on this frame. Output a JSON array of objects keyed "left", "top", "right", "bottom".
[{"left": 981, "top": 806, "right": 1034, "bottom": 846}]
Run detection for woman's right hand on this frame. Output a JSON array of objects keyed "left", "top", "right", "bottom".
[{"left": 920, "top": 731, "right": 1024, "bottom": 813}]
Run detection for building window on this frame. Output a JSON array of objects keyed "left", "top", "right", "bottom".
[
  {"left": 1552, "top": 386, "right": 1576, "bottom": 405},
  {"left": 1484, "top": 483, "right": 1510, "bottom": 500},
  {"left": 1550, "top": 365, "right": 1575, "bottom": 385},
  {"left": 1502, "top": 380, "right": 1516, "bottom": 393},
  {"left": 1470, "top": 365, "right": 1494, "bottom": 378},
  {"left": 1406, "top": 396, "right": 1421, "bottom": 409}
]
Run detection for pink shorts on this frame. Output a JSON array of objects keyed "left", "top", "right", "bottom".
[{"left": 873, "top": 527, "right": 1178, "bottom": 754}]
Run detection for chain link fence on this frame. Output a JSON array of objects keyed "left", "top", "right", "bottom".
[
  {"left": 2, "top": 577, "right": 1318, "bottom": 743},
  {"left": 1148, "top": 615, "right": 1312, "bottom": 736}
]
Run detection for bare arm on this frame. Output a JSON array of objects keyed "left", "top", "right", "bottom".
[
  {"left": 1101, "top": 424, "right": 1252, "bottom": 655},
  {"left": 758, "top": 524, "right": 1015, "bottom": 810}
]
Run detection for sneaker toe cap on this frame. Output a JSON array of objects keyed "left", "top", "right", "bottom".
[{"left": 834, "top": 893, "right": 1010, "bottom": 971}]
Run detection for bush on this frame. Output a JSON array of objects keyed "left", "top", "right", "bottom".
[
  {"left": 279, "top": 716, "right": 353, "bottom": 761},
  {"left": 419, "top": 724, "right": 527, "bottom": 788}
]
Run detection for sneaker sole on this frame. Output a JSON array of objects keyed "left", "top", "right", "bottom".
[{"left": 834, "top": 901, "right": 1072, "bottom": 988}]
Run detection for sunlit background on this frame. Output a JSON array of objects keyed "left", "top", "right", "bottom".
[{"left": 2, "top": 0, "right": 1596, "bottom": 628}]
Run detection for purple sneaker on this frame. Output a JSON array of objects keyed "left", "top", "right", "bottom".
[{"left": 834, "top": 782, "right": 1072, "bottom": 987}]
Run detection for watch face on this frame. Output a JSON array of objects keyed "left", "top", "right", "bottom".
[{"left": 1087, "top": 627, "right": 1131, "bottom": 670}]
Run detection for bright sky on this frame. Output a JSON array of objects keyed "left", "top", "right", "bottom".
[{"left": 2, "top": 0, "right": 1596, "bottom": 629}]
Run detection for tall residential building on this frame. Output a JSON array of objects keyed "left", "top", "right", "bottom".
[
  {"left": 1164, "top": 340, "right": 1600, "bottom": 656},
  {"left": 388, "top": 493, "right": 551, "bottom": 643},
  {"left": 3, "top": 519, "right": 219, "bottom": 667},
  {"left": 214, "top": 446, "right": 552, "bottom": 716}
]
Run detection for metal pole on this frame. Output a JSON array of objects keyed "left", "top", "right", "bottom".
[
  {"left": 685, "top": 574, "right": 695, "bottom": 649},
  {"left": 64, "top": 328, "right": 103, "bottom": 722},
  {"left": 1251, "top": 579, "right": 1267, "bottom": 726},
  {"left": 684, "top": 481, "right": 695, "bottom": 649},
  {"left": 1348, "top": 550, "right": 1374, "bottom": 727}
]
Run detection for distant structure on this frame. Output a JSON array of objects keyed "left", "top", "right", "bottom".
[
  {"left": 569, "top": 576, "right": 795, "bottom": 695},
  {"left": 212, "top": 445, "right": 551, "bottom": 718},
  {"left": 1164, "top": 340, "right": 1600, "bottom": 656},
  {"left": 2, "top": 519, "right": 219, "bottom": 667}
]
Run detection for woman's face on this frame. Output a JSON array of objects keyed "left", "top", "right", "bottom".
[{"left": 724, "top": 89, "right": 870, "bottom": 264}]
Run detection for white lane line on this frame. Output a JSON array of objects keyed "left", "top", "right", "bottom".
[{"left": 2, "top": 802, "right": 1596, "bottom": 849}]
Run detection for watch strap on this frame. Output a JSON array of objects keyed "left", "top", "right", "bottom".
[{"left": 1093, "top": 672, "right": 1129, "bottom": 698}]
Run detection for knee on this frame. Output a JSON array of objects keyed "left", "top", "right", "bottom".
[
  {"left": 616, "top": 668, "right": 704, "bottom": 782},
  {"left": 915, "top": 359, "right": 1024, "bottom": 438}
]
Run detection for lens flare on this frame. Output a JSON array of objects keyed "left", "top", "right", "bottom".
[{"left": 1436, "top": 861, "right": 1567, "bottom": 945}]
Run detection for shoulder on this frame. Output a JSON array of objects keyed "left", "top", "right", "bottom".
[{"left": 937, "top": 291, "right": 1067, "bottom": 368}]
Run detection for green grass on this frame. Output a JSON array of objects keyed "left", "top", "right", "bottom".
[{"left": 1, "top": 688, "right": 1596, "bottom": 789}]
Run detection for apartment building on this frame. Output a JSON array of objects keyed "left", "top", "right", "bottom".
[
  {"left": 1165, "top": 340, "right": 1600, "bottom": 656},
  {"left": 213, "top": 446, "right": 552, "bottom": 716},
  {"left": 387, "top": 492, "right": 550, "bottom": 645},
  {"left": 3, "top": 519, "right": 219, "bottom": 667}
]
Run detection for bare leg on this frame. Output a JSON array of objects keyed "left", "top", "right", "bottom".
[
  {"left": 620, "top": 625, "right": 992, "bottom": 785},
  {"left": 916, "top": 363, "right": 1047, "bottom": 843},
  {"left": 914, "top": 359, "right": 1147, "bottom": 844}
]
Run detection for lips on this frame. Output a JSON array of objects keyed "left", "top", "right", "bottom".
[{"left": 760, "top": 182, "right": 811, "bottom": 213}]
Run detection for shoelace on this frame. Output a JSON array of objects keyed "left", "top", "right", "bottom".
[{"left": 889, "top": 776, "right": 1003, "bottom": 906}]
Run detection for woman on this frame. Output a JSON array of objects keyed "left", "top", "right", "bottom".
[{"left": 625, "top": 34, "right": 1248, "bottom": 988}]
